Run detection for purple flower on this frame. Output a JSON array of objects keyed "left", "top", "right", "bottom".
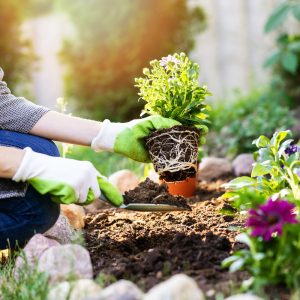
[
  {"left": 285, "top": 144, "right": 299, "bottom": 156},
  {"left": 160, "top": 55, "right": 180, "bottom": 68},
  {"left": 246, "top": 199, "right": 298, "bottom": 241}
]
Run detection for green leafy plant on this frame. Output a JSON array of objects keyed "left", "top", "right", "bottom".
[
  {"left": 224, "top": 130, "right": 300, "bottom": 210},
  {"left": 135, "top": 52, "right": 211, "bottom": 129},
  {"left": 222, "top": 130, "right": 300, "bottom": 292},
  {"left": 223, "top": 200, "right": 300, "bottom": 293}
]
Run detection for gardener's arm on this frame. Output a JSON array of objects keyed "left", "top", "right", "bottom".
[
  {"left": 0, "top": 146, "right": 24, "bottom": 179},
  {"left": 30, "top": 111, "right": 102, "bottom": 146}
]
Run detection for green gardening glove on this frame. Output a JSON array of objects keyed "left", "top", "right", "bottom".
[
  {"left": 91, "top": 116, "right": 180, "bottom": 163},
  {"left": 12, "top": 147, "right": 123, "bottom": 206},
  {"left": 98, "top": 177, "right": 123, "bottom": 206}
]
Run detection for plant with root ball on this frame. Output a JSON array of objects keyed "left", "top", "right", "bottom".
[{"left": 135, "top": 53, "right": 211, "bottom": 181}]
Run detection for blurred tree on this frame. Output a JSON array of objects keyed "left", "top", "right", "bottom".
[
  {"left": 0, "top": 0, "right": 36, "bottom": 89},
  {"left": 60, "top": 0, "right": 206, "bottom": 121}
]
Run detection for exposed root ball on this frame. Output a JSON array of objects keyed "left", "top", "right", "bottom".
[{"left": 146, "top": 125, "right": 200, "bottom": 181}]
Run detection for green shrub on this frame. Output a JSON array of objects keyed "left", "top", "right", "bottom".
[
  {"left": 59, "top": 0, "right": 206, "bottom": 121},
  {"left": 206, "top": 88, "right": 296, "bottom": 158}
]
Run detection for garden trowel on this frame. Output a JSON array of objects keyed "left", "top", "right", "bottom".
[{"left": 99, "top": 193, "right": 189, "bottom": 212}]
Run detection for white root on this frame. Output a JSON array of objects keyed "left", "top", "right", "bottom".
[{"left": 146, "top": 128, "right": 199, "bottom": 175}]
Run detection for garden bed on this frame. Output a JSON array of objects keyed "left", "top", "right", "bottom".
[{"left": 84, "top": 177, "right": 248, "bottom": 298}]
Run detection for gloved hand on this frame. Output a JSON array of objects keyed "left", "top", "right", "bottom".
[
  {"left": 12, "top": 147, "right": 123, "bottom": 206},
  {"left": 91, "top": 116, "right": 180, "bottom": 162}
]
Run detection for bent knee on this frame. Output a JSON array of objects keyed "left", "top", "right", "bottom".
[{"left": 0, "top": 130, "right": 60, "bottom": 157}]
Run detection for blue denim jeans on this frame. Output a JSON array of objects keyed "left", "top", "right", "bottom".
[{"left": 0, "top": 130, "right": 60, "bottom": 249}]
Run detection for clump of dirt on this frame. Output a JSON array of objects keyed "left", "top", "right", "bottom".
[
  {"left": 84, "top": 178, "right": 248, "bottom": 298},
  {"left": 145, "top": 125, "right": 200, "bottom": 181},
  {"left": 123, "top": 178, "right": 191, "bottom": 210}
]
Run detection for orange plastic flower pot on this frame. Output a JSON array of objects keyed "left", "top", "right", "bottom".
[{"left": 160, "top": 176, "right": 197, "bottom": 198}]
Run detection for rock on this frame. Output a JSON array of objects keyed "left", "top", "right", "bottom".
[
  {"left": 48, "top": 280, "right": 102, "bottom": 300},
  {"left": 144, "top": 274, "right": 205, "bottom": 300},
  {"left": 14, "top": 234, "right": 60, "bottom": 272},
  {"left": 108, "top": 170, "right": 140, "bottom": 194},
  {"left": 232, "top": 154, "right": 254, "bottom": 176},
  {"left": 61, "top": 204, "right": 86, "bottom": 229},
  {"left": 44, "top": 213, "right": 76, "bottom": 244},
  {"left": 84, "top": 199, "right": 111, "bottom": 214},
  {"left": 47, "top": 281, "right": 71, "bottom": 300},
  {"left": 86, "top": 280, "right": 143, "bottom": 300},
  {"left": 198, "top": 157, "right": 232, "bottom": 181},
  {"left": 69, "top": 279, "right": 102, "bottom": 300},
  {"left": 38, "top": 244, "right": 93, "bottom": 284},
  {"left": 224, "top": 295, "right": 264, "bottom": 300},
  {"left": 146, "top": 170, "right": 159, "bottom": 183}
]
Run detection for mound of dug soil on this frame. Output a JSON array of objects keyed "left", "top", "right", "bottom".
[
  {"left": 123, "top": 178, "right": 191, "bottom": 210},
  {"left": 84, "top": 178, "right": 248, "bottom": 298}
]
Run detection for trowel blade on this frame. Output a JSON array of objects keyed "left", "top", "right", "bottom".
[{"left": 119, "top": 203, "right": 189, "bottom": 212}]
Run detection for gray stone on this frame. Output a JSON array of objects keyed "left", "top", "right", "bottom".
[
  {"left": 86, "top": 280, "right": 143, "bottom": 300},
  {"left": 232, "top": 154, "right": 254, "bottom": 176},
  {"left": 108, "top": 170, "right": 140, "bottom": 194},
  {"left": 224, "top": 295, "right": 264, "bottom": 300},
  {"left": 144, "top": 274, "right": 205, "bottom": 300},
  {"left": 47, "top": 280, "right": 102, "bottom": 300},
  {"left": 14, "top": 234, "right": 60, "bottom": 273},
  {"left": 84, "top": 198, "right": 111, "bottom": 213},
  {"left": 38, "top": 244, "right": 93, "bottom": 284},
  {"left": 47, "top": 281, "right": 71, "bottom": 300},
  {"left": 198, "top": 157, "right": 232, "bottom": 181},
  {"left": 69, "top": 279, "right": 102, "bottom": 300},
  {"left": 44, "top": 213, "right": 76, "bottom": 244}
]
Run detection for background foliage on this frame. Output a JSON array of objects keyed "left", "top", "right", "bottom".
[
  {"left": 206, "top": 0, "right": 300, "bottom": 158},
  {"left": 0, "top": 1, "right": 35, "bottom": 90},
  {"left": 59, "top": 0, "right": 206, "bottom": 121},
  {"left": 206, "top": 88, "right": 296, "bottom": 158}
]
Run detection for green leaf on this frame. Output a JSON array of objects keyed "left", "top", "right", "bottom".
[
  {"left": 223, "top": 177, "right": 256, "bottom": 190},
  {"left": 271, "top": 131, "right": 290, "bottom": 149},
  {"left": 236, "top": 233, "right": 252, "bottom": 247},
  {"left": 229, "top": 258, "right": 245, "bottom": 272},
  {"left": 264, "top": 3, "right": 291, "bottom": 33},
  {"left": 263, "top": 51, "right": 281, "bottom": 68},
  {"left": 251, "top": 162, "right": 273, "bottom": 177},
  {"left": 253, "top": 135, "right": 270, "bottom": 148},
  {"left": 281, "top": 52, "right": 298, "bottom": 74},
  {"left": 222, "top": 255, "right": 240, "bottom": 268},
  {"left": 288, "top": 41, "right": 300, "bottom": 51},
  {"left": 292, "top": 4, "right": 300, "bottom": 21}
]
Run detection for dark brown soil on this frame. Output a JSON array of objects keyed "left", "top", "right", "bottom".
[
  {"left": 84, "top": 178, "right": 248, "bottom": 298},
  {"left": 123, "top": 178, "right": 191, "bottom": 210},
  {"left": 145, "top": 125, "right": 200, "bottom": 181}
]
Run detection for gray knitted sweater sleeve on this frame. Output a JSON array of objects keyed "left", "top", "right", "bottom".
[
  {"left": 0, "top": 68, "right": 51, "bottom": 199},
  {"left": 0, "top": 68, "right": 50, "bottom": 133}
]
